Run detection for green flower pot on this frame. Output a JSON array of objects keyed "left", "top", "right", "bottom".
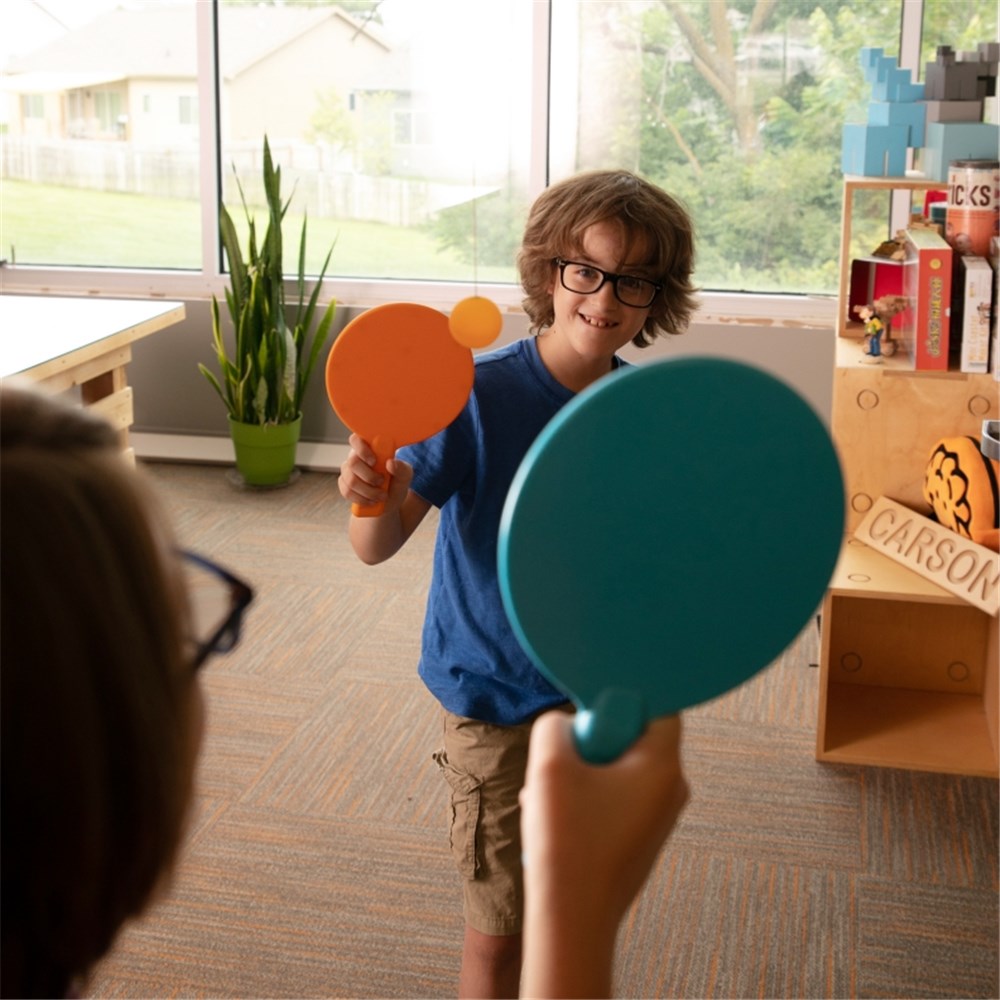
[{"left": 228, "top": 415, "right": 302, "bottom": 487}]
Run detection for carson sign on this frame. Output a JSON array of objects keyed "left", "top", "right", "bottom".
[{"left": 855, "top": 496, "right": 999, "bottom": 616}]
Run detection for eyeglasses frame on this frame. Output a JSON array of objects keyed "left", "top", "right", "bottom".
[
  {"left": 179, "top": 550, "right": 255, "bottom": 671},
  {"left": 554, "top": 258, "right": 663, "bottom": 309}
]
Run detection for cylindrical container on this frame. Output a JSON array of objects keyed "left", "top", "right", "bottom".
[{"left": 945, "top": 160, "right": 999, "bottom": 258}]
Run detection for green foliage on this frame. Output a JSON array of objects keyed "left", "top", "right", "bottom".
[
  {"left": 355, "top": 92, "right": 396, "bottom": 176},
  {"left": 633, "top": 0, "right": 901, "bottom": 291},
  {"left": 429, "top": 189, "right": 527, "bottom": 270},
  {"left": 307, "top": 88, "right": 356, "bottom": 150},
  {"left": 198, "top": 137, "right": 337, "bottom": 426},
  {"left": 631, "top": 0, "right": 996, "bottom": 292}
]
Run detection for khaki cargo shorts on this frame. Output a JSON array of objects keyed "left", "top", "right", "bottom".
[{"left": 432, "top": 710, "right": 533, "bottom": 936}]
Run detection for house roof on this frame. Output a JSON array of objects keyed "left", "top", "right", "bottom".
[
  {"left": 219, "top": 4, "right": 391, "bottom": 81},
  {"left": 4, "top": 4, "right": 390, "bottom": 81}
]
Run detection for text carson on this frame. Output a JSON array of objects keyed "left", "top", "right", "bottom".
[{"left": 864, "top": 505, "right": 999, "bottom": 605}]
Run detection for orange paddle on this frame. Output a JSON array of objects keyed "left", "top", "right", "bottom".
[{"left": 326, "top": 302, "right": 474, "bottom": 517}]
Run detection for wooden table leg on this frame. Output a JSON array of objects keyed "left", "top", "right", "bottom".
[{"left": 81, "top": 365, "right": 135, "bottom": 459}]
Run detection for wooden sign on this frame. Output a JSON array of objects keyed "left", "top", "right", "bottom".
[{"left": 854, "top": 496, "right": 999, "bottom": 616}]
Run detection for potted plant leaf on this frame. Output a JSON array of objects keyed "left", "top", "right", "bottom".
[{"left": 199, "top": 136, "right": 337, "bottom": 486}]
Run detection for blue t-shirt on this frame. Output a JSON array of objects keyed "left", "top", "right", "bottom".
[{"left": 399, "top": 337, "right": 625, "bottom": 725}]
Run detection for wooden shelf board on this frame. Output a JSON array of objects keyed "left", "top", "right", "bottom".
[
  {"left": 834, "top": 335, "right": 983, "bottom": 376},
  {"left": 828, "top": 538, "right": 965, "bottom": 604},
  {"left": 819, "top": 682, "right": 999, "bottom": 777},
  {"left": 841, "top": 174, "right": 945, "bottom": 191}
]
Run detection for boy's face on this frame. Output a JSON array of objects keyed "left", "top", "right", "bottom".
[{"left": 547, "top": 220, "right": 653, "bottom": 363}]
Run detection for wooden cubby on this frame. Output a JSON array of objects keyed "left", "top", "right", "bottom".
[
  {"left": 816, "top": 177, "right": 1000, "bottom": 777},
  {"left": 836, "top": 174, "right": 944, "bottom": 339},
  {"left": 817, "top": 539, "right": 998, "bottom": 776}
]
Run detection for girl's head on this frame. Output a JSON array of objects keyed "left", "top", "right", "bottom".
[
  {"left": 517, "top": 170, "right": 697, "bottom": 347},
  {"left": 0, "top": 384, "right": 201, "bottom": 999}
]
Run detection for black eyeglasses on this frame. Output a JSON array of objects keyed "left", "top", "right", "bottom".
[
  {"left": 179, "top": 550, "right": 255, "bottom": 671},
  {"left": 554, "top": 258, "right": 662, "bottom": 309}
]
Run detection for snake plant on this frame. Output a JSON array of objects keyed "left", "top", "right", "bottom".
[{"left": 199, "top": 136, "right": 336, "bottom": 426}]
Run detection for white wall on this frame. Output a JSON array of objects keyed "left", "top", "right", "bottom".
[{"left": 129, "top": 299, "right": 834, "bottom": 472}]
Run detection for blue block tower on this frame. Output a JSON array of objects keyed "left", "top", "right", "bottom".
[
  {"left": 842, "top": 48, "right": 925, "bottom": 177},
  {"left": 843, "top": 44, "right": 1000, "bottom": 180}
]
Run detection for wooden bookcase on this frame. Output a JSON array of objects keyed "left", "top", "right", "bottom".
[{"left": 816, "top": 177, "right": 999, "bottom": 777}]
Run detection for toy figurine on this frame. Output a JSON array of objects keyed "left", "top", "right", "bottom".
[
  {"left": 854, "top": 294, "right": 908, "bottom": 363},
  {"left": 856, "top": 304, "right": 886, "bottom": 360},
  {"left": 871, "top": 233, "right": 907, "bottom": 260}
]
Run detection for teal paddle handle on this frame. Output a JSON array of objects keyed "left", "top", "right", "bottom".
[{"left": 572, "top": 688, "right": 647, "bottom": 764}]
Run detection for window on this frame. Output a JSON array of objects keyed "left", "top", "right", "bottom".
[
  {"left": 178, "top": 95, "right": 197, "bottom": 126},
  {"left": 2, "top": 0, "right": 201, "bottom": 269},
  {"left": 0, "top": 0, "right": 995, "bottom": 306},
  {"left": 217, "top": 0, "right": 534, "bottom": 283},
  {"left": 392, "top": 109, "right": 432, "bottom": 147},
  {"left": 549, "top": 0, "right": 997, "bottom": 295},
  {"left": 20, "top": 94, "right": 43, "bottom": 119},
  {"left": 94, "top": 90, "right": 122, "bottom": 133}
]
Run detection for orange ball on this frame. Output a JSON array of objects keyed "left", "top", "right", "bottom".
[{"left": 449, "top": 296, "right": 503, "bottom": 349}]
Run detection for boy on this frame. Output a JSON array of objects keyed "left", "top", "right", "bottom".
[{"left": 338, "top": 169, "right": 697, "bottom": 997}]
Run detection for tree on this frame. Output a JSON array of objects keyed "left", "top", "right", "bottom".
[
  {"left": 629, "top": 0, "right": 997, "bottom": 290},
  {"left": 616, "top": 1, "right": 903, "bottom": 289},
  {"left": 660, "top": 0, "right": 778, "bottom": 155},
  {"left": 429, "top": 188, "right": 527, "bottom": 270},
  {"left": 307, "top": 88, "right": 356, "bottom": 152}
]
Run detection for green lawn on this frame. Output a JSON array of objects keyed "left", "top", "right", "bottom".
[{"left": 1, "top": 179, "right": 516, "bottom": 282}]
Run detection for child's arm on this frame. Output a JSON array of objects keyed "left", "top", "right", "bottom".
[
  {"left": 338, "top": 433, "right": 431, "bottom": 564},
  {"left": 519, "top": 712, "right": 688, "bottom": 999}
]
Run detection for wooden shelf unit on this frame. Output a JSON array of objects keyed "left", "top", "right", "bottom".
[
  {"left": 833, "top": 337, "right": 997, "bottom": 533},
  {"left": 836, "top": 174, "right": 944, "bottom": 338},
  {"left": 817, "top": 539, "right": 998, "bottom": 776},
  {"left": 817, "top": 177, "right": 1000, "bottom": 777}
]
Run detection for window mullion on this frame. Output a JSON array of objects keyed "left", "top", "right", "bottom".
[
  {"left": 529, "top": 0, "right": 552, "bottom": 202},
  {"left": 891, "top": 0, "right": 926, "bottom": 230},
  {"left": 198, "top": 0, "right": 223, "bottom": 283}
]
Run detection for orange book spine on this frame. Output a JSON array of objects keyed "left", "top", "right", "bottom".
[{"left": 902, "top": 230, "right": 953, "bottom": 370}]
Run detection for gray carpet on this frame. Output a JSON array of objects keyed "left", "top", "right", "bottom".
[{"left": 88, "top": 462, "right": 999, "bottom": 999}]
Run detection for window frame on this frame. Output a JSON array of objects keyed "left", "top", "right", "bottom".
[{"left": 7, "top": 0, "right": 943, "bottom": 331}]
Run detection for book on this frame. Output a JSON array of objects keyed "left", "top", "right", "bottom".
[
  {"left": 898, "top": 228, "right": 953, "bottom": 370},
  {"left": 955, "top": 256, "right": 993, "bottom": 373}
]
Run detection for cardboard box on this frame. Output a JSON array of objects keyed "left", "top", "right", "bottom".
[
  {"left": 898, "top": 227, "right": 953, "bottom": 369},
  {"left": 955, "top": 256, "right": 994, "bottom": 373}
]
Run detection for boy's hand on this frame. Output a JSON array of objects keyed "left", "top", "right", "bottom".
[{"left": 338, "top": 433, "right": 414, "bottom": 514}]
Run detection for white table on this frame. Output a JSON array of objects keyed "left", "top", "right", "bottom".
[{"left": 1, "top": 295, "right": 186, "bottom": 456}]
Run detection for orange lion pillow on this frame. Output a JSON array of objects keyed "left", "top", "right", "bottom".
[{"left": 923, "top": 436, "right": 999, "bottom": 551}]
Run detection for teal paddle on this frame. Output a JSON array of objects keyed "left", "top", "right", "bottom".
[{"left": 497, "top": 357, "right": 845, "bottom": 764}]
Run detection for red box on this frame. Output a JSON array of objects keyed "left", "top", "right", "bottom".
[
  {"left": 899, "top": 228, "right": 953, "bottom": 370},
  {"left": 848, "top": 257, "right": 904, "bottom": 329}
]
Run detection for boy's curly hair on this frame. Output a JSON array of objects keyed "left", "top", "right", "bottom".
[{"left": 517, "top": 170, "right": 697, "bottom": 347}]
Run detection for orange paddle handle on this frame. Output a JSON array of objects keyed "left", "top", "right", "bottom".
[{"left": 351, "top": 435, "right": 394, "bottom": 519}]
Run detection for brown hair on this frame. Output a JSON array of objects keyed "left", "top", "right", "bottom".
[
  {"left": 517, "top": 170, "right": 698, "bottom": 347},
  {"left": 0, "top": 384, "right": 196, "bottom": 999}
]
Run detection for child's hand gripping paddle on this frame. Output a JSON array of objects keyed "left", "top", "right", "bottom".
[
  {"left": 326, "top": 302, "right": 475, "bottom": 517},
  {"left": 498, "top": 357, "right": 845, "bottom": 764}
]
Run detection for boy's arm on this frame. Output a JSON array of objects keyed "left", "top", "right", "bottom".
[
  {"left": 339, "top": 433, "right": 431, "bottom": 564},
  {"left": 519, "top": 712, "right": 688, "bottom": 999}
]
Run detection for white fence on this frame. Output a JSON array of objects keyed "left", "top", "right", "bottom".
[{"left": 1, "top": 137, "right": 475, "bottom": 227}]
